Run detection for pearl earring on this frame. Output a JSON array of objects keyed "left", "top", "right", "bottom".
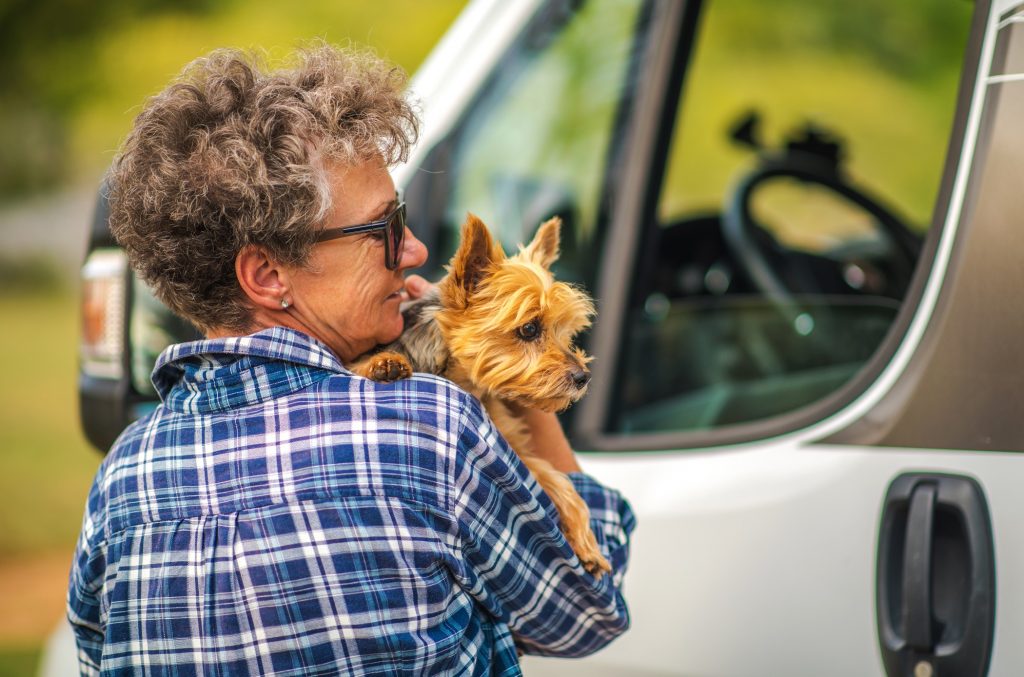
[{"left": 281, "top": 298, "right": 290, "bottom": 309}]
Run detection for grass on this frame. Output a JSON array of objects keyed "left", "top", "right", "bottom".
[
  {"left": 0, "top": 288, "right": 102, "bottom": 557},
  {"left": 0, "top": 283, "right": 101, "bottom": 666},
  {"left": 0, "top": 646, "right": 40, "bottom": 677}
]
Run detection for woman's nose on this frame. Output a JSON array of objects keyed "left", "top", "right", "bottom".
[{"left": 399, "top": 227, "right": 429, "bottom": 270}]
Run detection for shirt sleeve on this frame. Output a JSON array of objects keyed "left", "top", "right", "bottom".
[
  {"left": 67, "top": 487, "right": 106, "bottom": 676},
  {"left": 449, "top": 395, "right": 636, "bottom": 658}
]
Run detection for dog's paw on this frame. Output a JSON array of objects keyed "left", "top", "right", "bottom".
[
  {"left": 518, "top": 453, "right": 612, "bottom": 579},
  {"left": 581, "top": 551, "right": 612, "bottom": 578},
  {"left": 362, "top": 352, "right": 413, "bottom": 383},
  {"left": 558, "top": 494, "right": 611, "bottom": 578},
  {"left": 570, "top": 530, "right": 612, "bottom": 579},
  {"left": 560, "top": 508, "right": 611, "bottom": 579}
]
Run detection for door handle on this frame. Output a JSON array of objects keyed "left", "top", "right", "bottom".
[
  {"left": 877, "top": 473, "right": 996, "bottom": 677},
  {"left": 902, "top": 483, "right": 935, "bottom": 651}
]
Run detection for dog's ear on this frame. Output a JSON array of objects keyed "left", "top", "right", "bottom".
[
  {"left": 524, "top": 216, "right": 561, "bottom": 269},
  {"left": 442, "top": 214, "right": 504, "bottom": 305}
]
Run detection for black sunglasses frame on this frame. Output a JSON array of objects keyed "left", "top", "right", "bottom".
[{"left": 314, "top": 201, "right": 407, "bottom": 270}]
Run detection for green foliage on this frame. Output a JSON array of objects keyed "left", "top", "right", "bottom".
[
  {"left": 0, "top": 0, "right": 223, "bottom": 199},
  {"left": 0, "top": 0, "right": 466, "bottom": 200}
]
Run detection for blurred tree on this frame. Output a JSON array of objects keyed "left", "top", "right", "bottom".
[{"left": 0, "top": 0, "right": 224, "bottom": 199}]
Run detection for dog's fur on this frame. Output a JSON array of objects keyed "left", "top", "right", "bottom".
[{"left": 349, "top": 214, "right": 610, "bottom": 576}]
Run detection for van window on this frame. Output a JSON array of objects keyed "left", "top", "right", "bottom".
[
  {"left": 610, "top": 0, "right": 972, "bottom": 434},
  {"left": 437, "top": 0, "right": 646, "bottom": 287}
]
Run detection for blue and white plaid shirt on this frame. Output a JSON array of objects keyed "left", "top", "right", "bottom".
[{"left": 68, "top": 327, "right": 634, "bottom": 676}]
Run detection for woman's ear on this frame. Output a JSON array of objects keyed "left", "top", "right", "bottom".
[{"left": 235, "top": 245, "right": 291, "bottom": 311}]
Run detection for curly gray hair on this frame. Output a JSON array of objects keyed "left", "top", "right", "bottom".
[{"left": 109, "top": 44, "right": 419, "bottom": 333}]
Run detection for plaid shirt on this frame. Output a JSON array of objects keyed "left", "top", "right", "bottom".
[{"left": 68, "top": 327, "right": 634, "bottom": 676}]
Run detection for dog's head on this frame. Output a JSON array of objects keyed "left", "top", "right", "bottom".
[{"left": 436, "top": 214, "right": 594, "bottom": 411}]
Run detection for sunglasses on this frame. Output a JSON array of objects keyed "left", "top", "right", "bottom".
[{"left": 314, "top": 200, "right": 407, "bottom": 270}]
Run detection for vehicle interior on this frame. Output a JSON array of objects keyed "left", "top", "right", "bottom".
[{"left": 612, "top": 111, "right": 919, "bottom": 433}]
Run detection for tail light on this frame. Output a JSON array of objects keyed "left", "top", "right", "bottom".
[{"left": 80, "top": 249, "right": 127, "bottom": 379}]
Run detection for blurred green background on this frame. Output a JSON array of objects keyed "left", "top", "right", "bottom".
[
  {"left": 0, "top": 2, "right": 465, "bottom": 673},
  {"left": 0, "top": 0, "right": 466, "bottom": 199},
  {"left": 0, "top": 0, "right": 972, "bottom": 673}
]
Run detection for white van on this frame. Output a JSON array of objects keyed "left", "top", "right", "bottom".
[{"left": 73, "top": 0, "right": 1024, "bottom": 674}]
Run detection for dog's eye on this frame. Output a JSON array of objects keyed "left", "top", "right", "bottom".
[{"left": 517, "top": 320, "right": 541, "bottom": 341}]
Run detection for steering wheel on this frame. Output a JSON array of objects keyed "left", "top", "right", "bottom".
[{"left": 722, "top": 120, "right": 921, "bottom": 318}]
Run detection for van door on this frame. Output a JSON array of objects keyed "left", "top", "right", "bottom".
[{"left": 522, "top": 0, "right": 1024, "bottom": 675}]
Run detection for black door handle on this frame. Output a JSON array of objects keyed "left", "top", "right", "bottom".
[
  {"left": 877, "top": 473, "right": 996, "bottom": 677},
  {"left": 903, "top": 482, "right": 936, "bottom": 651}
]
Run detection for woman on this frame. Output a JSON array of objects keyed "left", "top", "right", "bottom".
[{"left": 68, "top": 45, "right": 634, "bottom": 676}]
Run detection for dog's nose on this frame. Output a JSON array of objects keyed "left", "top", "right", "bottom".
[{"left": 570, "top": 367, "right": 590, "bottom": 389}]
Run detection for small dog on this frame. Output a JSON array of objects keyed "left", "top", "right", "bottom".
[{"left": 350, "top": 214, "right": 611, "bottom": 576}]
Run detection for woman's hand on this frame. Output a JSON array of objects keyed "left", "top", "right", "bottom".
[{"left": 403, "top": 274, "right": 434, "bottom": 300}]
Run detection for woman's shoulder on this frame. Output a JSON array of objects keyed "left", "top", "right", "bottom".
[
  {"left": 318, "top": 370, "right": 496, "bottom": 452},
  {"left": 320, "top": 371, "right": 481, "bottom": 412}
]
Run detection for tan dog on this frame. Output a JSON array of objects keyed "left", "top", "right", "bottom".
[{"left": 350, "top": 214, "right": 610, "bottom": 576}]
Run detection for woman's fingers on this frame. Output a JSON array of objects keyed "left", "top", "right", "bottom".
[{"left": 404, "top": 274, "right": 436, "bottom": 300}]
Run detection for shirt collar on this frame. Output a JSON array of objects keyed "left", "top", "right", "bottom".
[{"left": 152, "top": 327, "right": 349, "bottom": 414}]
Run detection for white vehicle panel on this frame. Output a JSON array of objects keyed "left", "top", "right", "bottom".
[{"left": 524, "top": 446, "right": 1024, "bottom": 676}]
